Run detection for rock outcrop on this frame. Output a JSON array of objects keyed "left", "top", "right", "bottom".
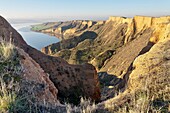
[
  {"left": 0, "top": 16, "right": 100, "bottom": 104},
  {"left": 18, "top": 48, "right": 60, "bottom": 106},
  {"left": 101, "top": 36, "right": 170, "bottom": 113},
  {"left": 128, "top": 38, "right": 170, "bottom": 91}
]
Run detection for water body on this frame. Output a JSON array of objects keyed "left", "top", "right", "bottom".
[{"left": 11, "top": 23, "right": 60, "bottom": 50}]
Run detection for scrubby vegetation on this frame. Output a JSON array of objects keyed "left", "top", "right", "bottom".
[
  {"left": 65, "top": 78, "right": 169, "bottom": 113},
  {"left": 92, "top": 50, "right": 115, "bottom": 70},
  {"left": 0, "top": 42, "right": 41, "bottom": 113},
  {"left": 0, "top": 41, "right": 27, "bottom": 112},
  {"left": 31, "top": 22, "right": 59, "bottom": 31},
  {"left": 105, "top": 88, "right": 169, "bottom": 112},
  {"left": 105, "top": 70, "right": 170, "bottom": 113},
  {"left": 65, "top": 97, "right": 97, "bottom": 113}
]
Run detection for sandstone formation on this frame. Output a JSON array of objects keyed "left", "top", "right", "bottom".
[
  {"left": 102, "top": 38, "right": 170, "bottom": 112},
  {"left": 37, "top": 16, "right": 170, "bottom": 79},
  {"left": 128, "top": 38, "right": 170, "bottom": 92},
  {"left": 31, "top": 20, "right": 99, "bottom": 40},
  {"left": 34, "top": 16, "right": 170, "bottom": 105},
  {"left": 95, "top": 26, "right": 170, "bottom": 112},
  {"left": 0, "top": 16, "right": 101, "bottom": 104},
  {"left": 104, "top": 16, "right": 170, "bottom": 112}
]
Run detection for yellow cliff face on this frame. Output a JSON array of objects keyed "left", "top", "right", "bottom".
[
  {"left": 98, "top": 16, "right": 170, "bottom": 77},
  {"left": 152, "top": 16, "right": 170, "bottom": 26},
  {"left": 133, "top": 16, "right": 170, "bottom": 43},
  {"left": 64, "top": 28, "right": 76, "bottom": 35},
  {"left": 87, "top": 21, "right": 93, "bottom": 27},
  {"left": 133, "top": 16, "right": 153, "bottom": 32},
  {"left": 96, "top": 21, "right": 105, "bottom": 25},
  {"left": 82, "top": 21, "right": 93, "bottom": 27},
  {"left": 107, "top": 16, "right": 170, "bottom": 44},
  {"left": 107, "top": 16, "right": 170, "bottom": 30},
  {"left": 149, "top": 17, "right": 170, "bottom": 43},
  {"left": 54, "top": 27, "right": 62, "bottom": 34},
  {"left": 106, "top": 16, "right": 134, "bottom": 44},
  {"left": 107, "top": 16, "right": 132, "bottom": 24},
  {"left": 150, "top": 23, "right": 170, "bottom": 43}
]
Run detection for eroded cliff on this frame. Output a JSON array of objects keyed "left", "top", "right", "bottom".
[
  {"left": 102, "top": 38, "right": 170, "bottom": 113},
  {"left": 1, "top": 15, "right": 170, "bottom": 112},
  {"left": 0, "top": 16, "right": 100, "bottom": 105},
  {"left": 38, "top": 16, "right": 170, "bottom": 78}
]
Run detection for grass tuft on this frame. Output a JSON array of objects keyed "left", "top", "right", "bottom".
[
  {"left": 0, "top": 41, "right": 14, "bottom": 60},
  {"left": 66, "top": 97, "right": 97, "bottom": 113}
]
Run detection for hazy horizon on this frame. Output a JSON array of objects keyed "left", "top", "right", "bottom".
[{"left": 1, "top": 0, "right": 170, "bottom": 23}]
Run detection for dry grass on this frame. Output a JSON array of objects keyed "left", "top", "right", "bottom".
[
  {"left": 0, "top": 77, "right": 17, "bottom": 112},
  {"left": 103, "top": 39, "right": 170, "bottom": 113},
  {"left": 104, "top": 74, "right": 170, "bottom": 113},
  {"left": 66, "top": 97, "right": 97, "bottom": 113},
  {"left": 0, "top": 41, "right": 30, "bottom": 112},
  {"left": 0, "top": 41, "right": 14, "bottom": 60}
]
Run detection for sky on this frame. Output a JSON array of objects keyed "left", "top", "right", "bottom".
[{"left": 0, "top": 0, "right": 170, "bottom": 22}]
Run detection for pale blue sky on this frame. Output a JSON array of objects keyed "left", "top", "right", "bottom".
[{"left": 0, "top": 0, "right": 170, "bottom": 21}]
